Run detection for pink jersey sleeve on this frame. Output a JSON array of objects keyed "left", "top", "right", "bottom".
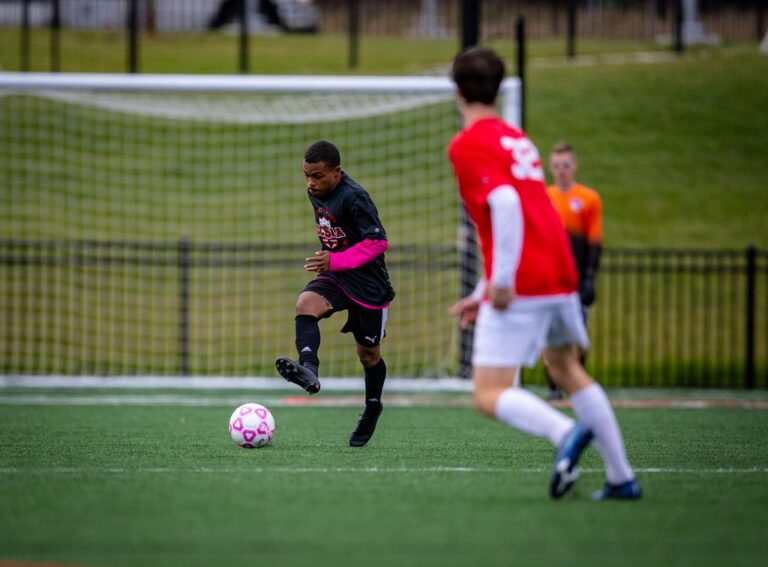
[{"left": 329, "top": 239, "right": 388, "bottom": 272}]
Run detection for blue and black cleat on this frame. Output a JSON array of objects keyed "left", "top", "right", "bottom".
[
  {"left": 550, "top": 423, "right": 594, "bottom": 499},
  {"left": 592, "top": 479, "right": 642, "bottom": 501}
]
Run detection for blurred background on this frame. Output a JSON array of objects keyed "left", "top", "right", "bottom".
[
  {"left": 0, "top": 1, "right": 766, "bottom": 73},
  {"left": 1, "top": 0, "right": 766, "bottom": 386}
]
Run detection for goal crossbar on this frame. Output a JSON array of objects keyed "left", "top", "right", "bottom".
[{"left": 0, "top": 72, "right": 522, "bottom": 125}]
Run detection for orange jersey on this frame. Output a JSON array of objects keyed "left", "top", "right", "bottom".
[
  {"left": 546, "top": 183, "right": 602, "bottom": 279},
  {"left": 546, "top": 183, "right": 602, "bottom": 243}
]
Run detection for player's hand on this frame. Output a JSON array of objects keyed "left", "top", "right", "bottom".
[
  {"left": 578, "top": 277, "right": 596, "bottom": 306},
  {"left": 304, "top": 250, "right": 331, "bottom": 272},
  {"left": 488, "top": 284, "right": 513, "bottom": 311},
  {"left": 448, "top": 295, "right": 480, "bottom": 330}
]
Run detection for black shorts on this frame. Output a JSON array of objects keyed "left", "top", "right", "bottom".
[{"left": 303, "top": 278, "right": 388, "bottom": 347}]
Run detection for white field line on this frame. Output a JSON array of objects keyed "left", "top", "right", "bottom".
[
  {"left": 0, "top": 466, "right": 765, "bottom": 476},
  {"left": 2, "top": 393, "right": 767, "bottom": 410},
  {"left": 0, "top": 375, "right": 473, "bottom": 392},
  {"left": 0, "top": 394, "right": 292, "bottom": 407}
]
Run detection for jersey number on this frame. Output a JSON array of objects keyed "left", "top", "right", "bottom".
[{"left": 500, "top": 136, "right": 544, "bottom": 182}]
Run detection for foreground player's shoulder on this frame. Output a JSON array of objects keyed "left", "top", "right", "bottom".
[{"left": 447, "top": 128, "right": 470, "bottom": 161}]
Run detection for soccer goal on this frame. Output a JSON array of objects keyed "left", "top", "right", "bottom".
[{"left": 0, "top": 72, "right": 520, "bottom": 379}]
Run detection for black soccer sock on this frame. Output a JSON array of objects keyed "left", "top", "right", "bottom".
[
  {"left": 295, "top": 314, "right": 320, "bottom": 376},
  {"left": 363, "top": 358, "right": 387, "bottom": 406}
]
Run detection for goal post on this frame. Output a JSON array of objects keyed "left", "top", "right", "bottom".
[{"left": 0, "top": 72, "right": 520, "bottom": 379}]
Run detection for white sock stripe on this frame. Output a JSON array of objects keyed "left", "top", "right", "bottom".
[{"left": 380, "top": 307, "right": 388, "bottom": 341}]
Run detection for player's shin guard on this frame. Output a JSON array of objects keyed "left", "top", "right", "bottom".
[{"left": 295, "top": 314, "right": 320, "bottom": 376}]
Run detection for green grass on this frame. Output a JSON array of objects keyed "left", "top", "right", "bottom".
[
  {"left": 1, "top": 389, "right": 767, "bottom": 566},
  {"left": 523, "top": 48, "right": 768, "bottom": 248}
]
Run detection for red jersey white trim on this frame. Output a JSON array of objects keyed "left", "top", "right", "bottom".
[{"left": 448, "top": 117, "right": 578, "bottom": 297}]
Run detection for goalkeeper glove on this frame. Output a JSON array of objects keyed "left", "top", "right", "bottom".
[{"left": 579, "top": 272, "right": 596, "bottom": 307}]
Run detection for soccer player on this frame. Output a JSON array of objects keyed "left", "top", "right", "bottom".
[
  {"left": 447, "top": 48, "right": 641, "bottom": 500},
  {"left": 544, "top": 141, "right": 603, "bottom": 401},
  {"left": 276, "top": 140, "right": 395, "bottom": 447}
]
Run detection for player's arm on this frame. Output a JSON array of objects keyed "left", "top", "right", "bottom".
[
  {"left": 580, "top": 192, "right": 603, "bottom": 306},
  {"left": 304, "top": 239, "right": 388, "bottom": 273},
  {"left": 327, "top": 239, "right": 388, "bottom": 271},
  {"left": 486, "top": 184, "right": 523, "bottom": 310},
  {"left": 449, "top": 278, "right": 486, "bottom": 330},
  {"left": 449, "top": 183, "right": 523, "bottom": 323}
]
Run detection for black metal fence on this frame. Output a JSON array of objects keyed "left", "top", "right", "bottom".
[
  {"left": 2, "top": 0, "right": 766, "bottom": 73},
  {"left": 1, "top": 239, "right": 765, "bottom": 387}
]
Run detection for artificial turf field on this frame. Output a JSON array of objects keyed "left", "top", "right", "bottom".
[{"left": 1, "top": 386, "right": 767, "bottom": 567}]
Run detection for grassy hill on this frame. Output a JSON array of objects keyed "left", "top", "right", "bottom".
[{"left": 2, "top": 32, "right": 766, "bottom": 247}]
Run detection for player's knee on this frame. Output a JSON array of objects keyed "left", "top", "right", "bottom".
[
  {"left": 472, "top": 388, "right": 497, "bottom": 418},
  {"left": 295, "top": 291, "right": 328, "bottom": 317},
  {"left": 356, "top": 346, "right": 380, "bottom": 368}
]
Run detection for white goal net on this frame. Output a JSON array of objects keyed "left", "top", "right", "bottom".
[{"left": 0, "top": 72, "right": 520, "bottom": 378}]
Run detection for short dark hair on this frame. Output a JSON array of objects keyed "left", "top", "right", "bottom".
[
  {"left": 451, "top": 48, "right": 505, "bottom": 105},
  {"left": 304, "top": 140, "right": 341, "bottom": 168},
  {"left": 550, "top": 140, "right": 575, "bottom": 156}
]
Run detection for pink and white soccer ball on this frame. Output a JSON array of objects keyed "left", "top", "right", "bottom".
[{"left": 228, "top": 403, "right": 275, "bottom": 448}]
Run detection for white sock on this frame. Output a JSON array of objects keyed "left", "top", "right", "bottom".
[
  {"left": 495, "top": 387, "right": 574, "bottom": 446},
  {"left": 570, "top": 384, "right": 635, "bottom": 485}
]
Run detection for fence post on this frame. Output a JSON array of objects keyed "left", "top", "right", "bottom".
[
  {"left": 567, "top": 0, "right": 577, "bottom": 59},
  {"left": 745, "top": 244, "right": 756, "bottom": 389},
  {"left": 239, "top": 0, "right": 251, "bottom": 74},
  {"left": 179, "top": 236, "right": 191, "bottom": 376},
  {"left": 673, "top": 0, "right": 684, "bottom": 53},
  {"left": 461, "top": 0, "right": 481, "bottom": 49},
  {"left": 457, "top": 0, "right": 481, "bottom": 379},
  {"left": 21, "top": 0, "right": 31, "bottom": 71},
  {"left": 127, "top": 0, "right": 140, "bottom": 73},
  {"left": 50, "top": 0, "right": 61, "bottom": 72}
]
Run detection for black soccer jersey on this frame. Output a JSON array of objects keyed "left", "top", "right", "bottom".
[{"left": 308, "top": 173, "right": 395, "bottom": 307}]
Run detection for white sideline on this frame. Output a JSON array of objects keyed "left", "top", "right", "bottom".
[{"left": 0, "top": 375, "right": 474, "bottom": 392}]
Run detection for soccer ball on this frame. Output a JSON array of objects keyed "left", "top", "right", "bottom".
[{"left": 228, "top": 403, "right": 275, "bottom": 448}]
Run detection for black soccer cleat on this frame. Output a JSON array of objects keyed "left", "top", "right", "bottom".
[
  {"left": 349, "top": 402, "right": 383, "bottom": 447},
  {"left": 275, "top": 356, "right": 321, "bottom": 395}
]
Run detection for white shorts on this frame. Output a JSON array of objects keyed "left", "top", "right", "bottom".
[{"left": 472, "top": 292, "right": 590, "bottom": 368}]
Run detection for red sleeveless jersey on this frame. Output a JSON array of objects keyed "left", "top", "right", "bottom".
[{"left": 448, "top": 117, "right": 578, "bottom": 297}]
